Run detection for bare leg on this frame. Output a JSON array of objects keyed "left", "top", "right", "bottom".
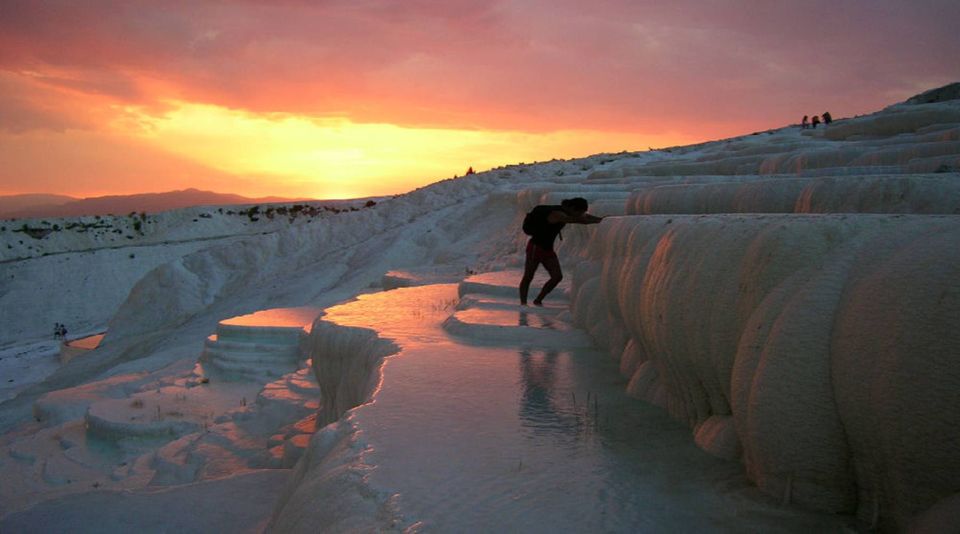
[
  {"left": 533, "top": 255, "right": 562, "bottom": 305},
  {"left": 519, "top": 246, "right": 540, "bottom": 306}
]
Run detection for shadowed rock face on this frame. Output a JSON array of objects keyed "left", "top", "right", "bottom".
[
  {"left": 563, "top": 214, "right": 960, "bottom": 531},
  {"left": 905, "top": 82, "right": 960, "bottom": 105}
]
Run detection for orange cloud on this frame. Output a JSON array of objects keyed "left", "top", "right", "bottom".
[
  {"left": 1, "top": 0, "right": 958, "bottom": 198},
  {"left": 1, "top": 99, "right": 694, "bottom": 199}
]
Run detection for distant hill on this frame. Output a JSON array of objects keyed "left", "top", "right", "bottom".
[
  {"left": 0, "top": 194, "right": 77, "bottom": 216},
  {"left": 0, "top": 189, "right": 313, "bottom": 219},
  {"left": 904, "top": 82, "right": 960, "bottom": 105}
]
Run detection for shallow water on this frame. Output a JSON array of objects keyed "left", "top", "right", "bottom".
[
  {"left": 65, "top": 333, "right": 104, "bottom": 350},
  {"left": 219, "top": 306, "right": 323, "bottom": 331},
  {"left": 322, "top": 284, "right": 849, "bottom": 532}
]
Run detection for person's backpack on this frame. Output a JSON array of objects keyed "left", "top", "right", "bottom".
[
  {"left": 522, "top": 205, "right": 561, "bottom": 237},
  {"left": 522, "top": 210, "right": 540, "bottom": 236}
]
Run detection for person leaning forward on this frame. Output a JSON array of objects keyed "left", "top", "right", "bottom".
[{"left": 519, "top": 197, "right": 603, "bottom": 306}]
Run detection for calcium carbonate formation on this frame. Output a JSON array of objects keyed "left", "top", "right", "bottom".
[
  {"left": 2, "top": 84, "right": 959, "bottom": 533},
  {"left": 546, "top": 94, "right": 960, "bottom": 531}
]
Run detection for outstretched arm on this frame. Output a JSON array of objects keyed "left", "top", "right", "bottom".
[{"left": 547, "top": 211, "right": 604, "bottom": 225}]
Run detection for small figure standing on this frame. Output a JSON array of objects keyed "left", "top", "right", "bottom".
[
  {"left": 58, "top": 324, "right": 67, "bottom": 341},
  {"left": 811, "top": 115, "right": 821, "bottom": 129},
  {"left": 801, "top": 115, "right": 809, "bottom": 129},
  {"left": 822, "top": 111, "right": 833, "bottom": 125},
  {"left": 53, "top": 323, "right": 62, "bottom": 340},
  {"left": 466, "top": 167, "right": 476, "bottom": 175}
]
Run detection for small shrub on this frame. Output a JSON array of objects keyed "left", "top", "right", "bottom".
[{"left": 935, "top": 164, "right": 957, "bottom": 173}]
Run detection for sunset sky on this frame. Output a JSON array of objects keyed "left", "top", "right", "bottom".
[{"left": 1, "top": 0, "right": 958, "bottom": 200}]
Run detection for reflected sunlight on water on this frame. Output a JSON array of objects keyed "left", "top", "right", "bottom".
[
  {"left": 220, "top": 306, "right": 323, "bottom": 330},
  {"left": 66, "top": 333, "right": 105, "bottom": 350}
]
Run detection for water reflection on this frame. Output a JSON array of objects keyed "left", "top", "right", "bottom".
[
  {"left": 517, "top": 349, "right": 584, "bottom": 438},
  {"left": 517, "top": 311, "right": 557, "bottom": 330},
  {"left": 220, "top": 306, "right": 322, "bottom": 331},
  {"left": 66, "top": 333, "right": 105, "bottom": 350}
]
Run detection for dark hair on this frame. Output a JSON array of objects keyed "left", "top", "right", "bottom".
[{"left": 561, "top": 197, "right": 588, "bottom": 212}]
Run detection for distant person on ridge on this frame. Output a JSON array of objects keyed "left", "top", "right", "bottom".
[
  {"left": 822, "top": 111, "right": 833, "bottom": 125},
  {"left": 811, "top": 115, "right": 821, "bottom": 129},
  {"left": 519, "top": 198, "right": 603, "bottom": 306},
  {"left": 801, "top": 115, "right": 809, "bottom": 129}
]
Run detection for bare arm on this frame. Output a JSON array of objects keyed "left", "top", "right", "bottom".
[{"left": 547, "top": 211, "right": 604, "bottom": 225}]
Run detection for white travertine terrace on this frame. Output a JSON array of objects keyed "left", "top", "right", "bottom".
[
  {"left": 546, "top": 93, "right": 960, "bottom": 530},
  {"left": 200, "top": 323, "right": 305, "bottom": 380},
  {"left": 563, "top": 214, "right": 960, "bottom": 529},
  {"left": 3, "top": 84, "right": 959, "bottom": 533}
]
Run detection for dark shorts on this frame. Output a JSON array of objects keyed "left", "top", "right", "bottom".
[{"left": 526, "top": 240, "right": 557, "bottom": 262}]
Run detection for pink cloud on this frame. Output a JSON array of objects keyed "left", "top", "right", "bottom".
[
  {"left": 0, "top": 73, "right": 110, "bottom": 133},
  {"left": 0, "top": 0, "right": 957, "bottom": 138}
]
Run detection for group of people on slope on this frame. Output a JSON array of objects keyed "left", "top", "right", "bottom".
[
  {"left": 52, "top": 322, "right": 68, "bottom": 341},
  {"left": 801, "top": 111, "right": 833, "bottom": 129}
]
